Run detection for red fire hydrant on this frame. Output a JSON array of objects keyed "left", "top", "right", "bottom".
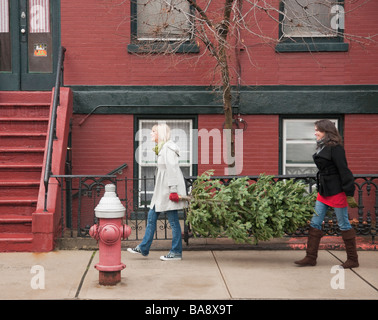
[{"left": 89, "top": 184, "right": 131, "bottom": 286}]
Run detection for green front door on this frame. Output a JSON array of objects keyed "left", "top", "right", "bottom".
[{"left": 0, "top": 0, "right": 60, "bottom": 90}]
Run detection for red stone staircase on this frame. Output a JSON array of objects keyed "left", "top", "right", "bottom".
[{"left": 0, "top": 90, "right": 72, "bottom": 251}]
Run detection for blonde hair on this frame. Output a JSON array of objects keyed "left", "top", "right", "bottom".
[{"left": 152, "top": 123, "right": 171, "bottom": 143}]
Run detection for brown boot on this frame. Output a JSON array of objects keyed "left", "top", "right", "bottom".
[
  {"left": 295, "top": 227, "right": 323, "bottom": 266},
  {"left": 341, "top": 228, "right": 359, "bottom": 268}
]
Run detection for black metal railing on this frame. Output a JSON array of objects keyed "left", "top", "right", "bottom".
[
  {"left": 53, "top": 174, "right": 184, "bottom": 240},
  {"left": 55, "top": 174, "right": 377, "bottom": 244},
  {"left": 43, "top": 46, "right": 66, "bottom": 211}
]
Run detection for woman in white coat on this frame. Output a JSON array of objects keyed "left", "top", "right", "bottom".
[{"left": 128, "top": 123, "right": 187, "bottom": 260}]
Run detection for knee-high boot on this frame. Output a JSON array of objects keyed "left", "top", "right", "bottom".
[
  {"left": 295, "top": 226, "right": 323, "bottom": 266},
  {"left": 341, "top": 228, "right": 359, "bottom": 268}
]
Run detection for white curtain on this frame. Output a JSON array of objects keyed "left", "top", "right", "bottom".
[
  {"left": 0, "top": 0, "right": 9, "bottom": 33},
  {"left": 29, "top": 0, "right": 50, "bottom": 33}
]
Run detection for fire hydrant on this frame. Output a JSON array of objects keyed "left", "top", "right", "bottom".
[{"left": 89, "top": 184, "right": 131, "bottom": 286}]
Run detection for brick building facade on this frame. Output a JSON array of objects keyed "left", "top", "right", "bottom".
[{"left": 1, "top": 0, "right": 377, "bottom": 251}]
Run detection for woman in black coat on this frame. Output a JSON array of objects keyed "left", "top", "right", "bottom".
[{"left": 295, "top": 119, "right": 359, "bottom": 268}]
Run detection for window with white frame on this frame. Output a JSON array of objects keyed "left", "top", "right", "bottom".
[
  {"left": 282, "top": 118, "right": 339, "bottom": 175},
  {"left": 137, "top": 119, "right": 193, "bottom": 207}
]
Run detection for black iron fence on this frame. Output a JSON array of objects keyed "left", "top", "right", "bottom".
[
  {"left": 54, "top": 174, "right": 377, "bottom": 244},
  {"left": 54, "top": 174, "right": 186, "bottom": 241}
]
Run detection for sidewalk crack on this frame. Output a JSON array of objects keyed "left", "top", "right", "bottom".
[
  {"left": 327, "top": 250, "right": 378, "bottom": 292},
  {"left": 75, "top": 250, "right": 96, "bottom": 298},
  {"left": 211, "top": 251, "right": 233, "bottom": 299}
]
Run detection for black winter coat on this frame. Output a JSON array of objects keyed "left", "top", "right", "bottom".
[{"left": 313, "top": 144, "right": 355, "bottom": 197}]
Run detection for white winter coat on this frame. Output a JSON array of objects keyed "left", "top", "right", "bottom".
[{"left": 149, "top": 140, "right": 187, "bottom": 212}]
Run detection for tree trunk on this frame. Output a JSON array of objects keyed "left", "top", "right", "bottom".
[
  {"left": 219, "top": 44, "right": 235, "bottom": 170},
  {"left": 218, "top": 0, "right": 236, "bottom": 171}
]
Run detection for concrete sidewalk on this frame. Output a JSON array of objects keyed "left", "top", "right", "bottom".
[{"left": 0, "top": 249, "right": 377, "bottom": 300}]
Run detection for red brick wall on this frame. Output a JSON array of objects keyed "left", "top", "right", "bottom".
[
  {"left": 344, "top": 114, "right": 378, "bottom": 220},
  {"left": 61, "top": 1, "right": 378, "bottom": 86},
  {"left": 196, "top": 114, "right": 279, "bottom": 176},
  {"left": 344, "top": 114, "right": 378, "bottom": 174},
  {"left": 71, "top": 113, "right": 378, "bottom": 176},
  {"left": 71, "top": 114, "right": 134, "bottom": 176},
  {"left": 61, "top": 1, "right": 215, "bottom": 86},
  {"left": 71, "top": 114, "right": 280, "bottom": 177}
]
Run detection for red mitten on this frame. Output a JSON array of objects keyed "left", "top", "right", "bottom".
[{"left": 169, "top": 193, "right": 180, "bottom": 203}]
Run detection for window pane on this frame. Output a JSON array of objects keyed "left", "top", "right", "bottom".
[
  {"left": 139, "top": 167, "right": 155, "bottom": 207},
  {"left": 286, "top": 121, "right": 316, "bottom": 140},
  {"left": 286, "top": 166, "right": 318, "bottom": 175},
  {"left": 137, "top": 0, "right": 191, "bottom": 40},
  {"left": 0, "top": 0, "right": 11, "bottom": 71},
  {"left": 137, "top": 126, "right": 157, "bottom": 166},
  {"left": 171, "top": 124, "right": 191, "bottom": 165},
  {"left": 286, "top": 143, "right": 316, "bottom": 164},
  {"left": 282, "top": 0, "right": 338, "bottom": 37},
  {"left": 181, "top": 166, "right": 190, "bottom": 177},
  {"left": 28, "top": 0, "right": 52, "bottom": 73},
  {"left": 140, "top": 167, "right": 156, "bottom": 189},
  {"left": 138, "top": 119, "right": 192, "bottom": 166}
]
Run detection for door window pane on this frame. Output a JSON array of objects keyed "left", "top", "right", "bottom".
[
  {"left": 0, "top": 0, "right": 11, "bottom": 71},
  {"left": 28, "top": 0, "right": 52, "bottom": 73}
]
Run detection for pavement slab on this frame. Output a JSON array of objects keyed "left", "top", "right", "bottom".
[
  {"left": 0, "top": 250, "right": 94, "bottom": 300},
  {"left": 212, "top": 250, "right": 378, "bottom": 300},
  {"left": 79, "top": 250, "right": 231, "bottom": 300},
  {"left": 328, "top": 250, "right": 378, "bottom": 291}
]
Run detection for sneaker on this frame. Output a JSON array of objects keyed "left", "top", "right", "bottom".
[
  {"left": 127, "top": 247, "right": 143, "bottom": 255},
  {"left": 160, "top": 252, "right": 182, "bottom": 261}
]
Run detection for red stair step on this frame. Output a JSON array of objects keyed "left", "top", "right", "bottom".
[
  {"left": 0, "top": 181, "right": 40, "bottom": 198},
  {"left": 0, "top": 91, "right": 51, "bottom": 104},
  {"left": 0, "top": 103, "right": 50, "bottom": 118},
  {"left": 0, "top": 148, "right": 45, "bottom": 164},
  {"left": 0, "top": 132, "right": 46, "bottom": 136},
  {"left": 0, "top": 118, "right": 49, "bottom": 133},
  {"left": 0, "top": 164, "right": 42, "bottom": 181},
  {"left": 0, "top": 181, "right": 40, "bottom": 187},
  {"left": 0, "top": 198, "right": 38, "bottom": 216},
  {"left": 0, "top": 132, "right": 47, "bottom": 148},
  {"left": 0, "top": 215, "right": 32, "bottom": 233},
  {"left": 0, "top": 233, "right": 33, "bottom": 241},
  {"left": 0, "top": 198, "right": 38, "bottom": 204},
  {"left": 0, "top": 233, "right": 33, "bottom": 252},
  {"left": 0, "top": 164, "right": 43, "bottom": 170}
]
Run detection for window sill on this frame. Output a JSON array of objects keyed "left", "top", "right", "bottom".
[
  {"left": 128, "top": 42, "right": 200, "bottom": 54},
  {"left": 275, "top": 42, "right": 349, "bottom": 53}
]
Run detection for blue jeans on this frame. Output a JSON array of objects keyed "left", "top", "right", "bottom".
[
  {"left": 138, "top": 206, "right": 182, "bottom": 256},
  {"left": 310, "top": 200, "right": 352, "bottom": 231}
]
